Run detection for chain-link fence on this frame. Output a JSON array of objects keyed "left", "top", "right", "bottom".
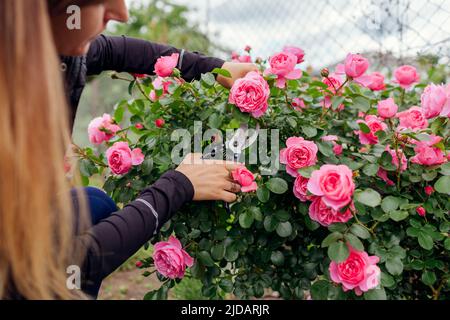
[{"left": 170, "top": 0, "right": 450, "bottom": 69}]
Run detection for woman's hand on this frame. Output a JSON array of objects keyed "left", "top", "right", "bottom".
[
  {"left": 217, "top": 61, "right": 259, "bottom": 89},
  {"left": 176, "top": 153, "right": 243, "bottom": 203}
]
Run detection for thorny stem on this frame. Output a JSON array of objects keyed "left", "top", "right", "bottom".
[{"left": 72, "top": 143, "right": 108, "bottom": 167}]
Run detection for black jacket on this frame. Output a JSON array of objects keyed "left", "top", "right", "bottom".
[{"left": 61, "top": 35, "right": 224, "bottom": 298}]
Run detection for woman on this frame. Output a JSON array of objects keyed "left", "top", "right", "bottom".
[
  {"left": 50, "top": 0, "right": 257, "bottom": 224},
  {"left": 0, "top": 0, "right": 245, "bottom": 299}
]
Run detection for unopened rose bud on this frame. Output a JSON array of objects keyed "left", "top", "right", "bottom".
[
  {"left": 424, "top": 186, "right": 434, "bottom": 196},
  {"left": 416, "top": 206, "right": 426, "bottom": 217},
  {"left": 136, "top": 261, "right": 143, "bottom": 268},
  {"left": 244, "top": 45, "right": 252, "bottom": 52},
  {"left": 155, "top": 119, "right": 165, "bottom": 128},
  {"left": 321, "top": 68, "right": 330, "bottom": 78},
  {"left": 135, "top": 123, "right": 144, "bottom": 130}
]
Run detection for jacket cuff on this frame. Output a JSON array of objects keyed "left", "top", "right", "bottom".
[{"left": 160, "top": 170, "right": 195, "bottom": 203}]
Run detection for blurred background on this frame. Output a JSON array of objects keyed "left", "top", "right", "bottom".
[{"left": 70, "top": 0, "right": 450, "bottom": 299}]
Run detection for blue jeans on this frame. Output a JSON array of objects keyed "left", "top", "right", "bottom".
[{"left": 71, "top": 187, "right": 118, "bottom": 225}]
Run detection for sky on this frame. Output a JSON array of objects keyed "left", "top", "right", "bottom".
[{"left": 125, "top": 0, "right": 450, "bottom": 69}]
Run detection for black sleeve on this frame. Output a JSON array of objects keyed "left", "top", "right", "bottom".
[
  {"left": 86, "top": 34, "right": 225, "bottom": 82},
  {"left": 75, "top": 170, "right": 194, "bottom": 296}
]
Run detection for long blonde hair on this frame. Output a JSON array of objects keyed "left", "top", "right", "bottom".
[{"left": 0, "top": 0, "right": 87, "bottom": 299}]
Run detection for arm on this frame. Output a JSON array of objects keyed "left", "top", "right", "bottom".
[
  {"left": 86, "top": 35, "right": 225, "bottom": 82},
  {"left": 76, "top": 170, "right": 194, "bottom": 296}
]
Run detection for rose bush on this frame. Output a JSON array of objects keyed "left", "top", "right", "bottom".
[{"left": 76, "top": 49, "right": 450, "bottom": 300}]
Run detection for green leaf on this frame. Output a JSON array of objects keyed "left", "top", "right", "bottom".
[
  {"left": 418, "top": 232, "right": 434, "bottom": 250},
  {"left": 317, "top": 142, "right": 334, "bottom": 157},
  {"left": 444, "top": 238, "right": 450, "bottom": 251},
  {"left": 344, "top": 234, "right": 364, "bottom": 251},
  {"left": 256, "top": 186, "right": 270, "bottom": 203},
  {"left": 114, "top": 104, "right": 125, "bottom": 123},
  {"left": 389, "top": 210, "right": 409, "bottom": 222},
  {"left": 211, "top": 68, "right": 232, "bottom": 78},
  {"left": 386, "top": 257, "right": 403, "bottom": 276},
  {"left": 381, "top": 272, "right": 395, "bottom": 288},
  {"left": 381, "top": 196, "right": 401, "bottom": 213},
  {"left": 358, "top": 122, "right": 371, "bottom": 134},
  {"left": 352, "top": 96, "right": 371, "bottom": 112},
  {"left": 266, "top": 177, "right": 288, "bottom": 194},
  {"left": 349, "top": 224, "right": 371, "bottom": 239},
  {"left": 362, "top": 163, "right": 379, "bottom": 177},
  {"left": 434, "top": 176, "right": 450, "bottom": 195},
  {"left": 197, "top": 251, "right": 215, "bottom": 267},
  {"left": 79, "top": 159, "right": 98, "bottom": 177},
  {"left": 440, "top": 162, "right": 450, "bottom": 176},
  {"left": 297, "top": 166, "right": 319, "bottom": 178},
  {"left": 219, "top": 279, "right": 234, "bottom": 293},
  {"left": 224, "top": 244, "right": 239, "bottom": 262},
  {"left": 354, "top": 189, "right": 382, "bottom": 207},
  {"left": 270, "top": 251, "right": 285, "bottom": 266},
  {"left": 328, "top": 241, "right": 350, "bottom": 262},
  {"left": 364, "top": 288, "right": 387, "bottom": 300},
  {"left": 211, "top": 243, "right": 225, "bottom": 261},
  {"left": 321, "top": 232, "right": 344, "bottom": 247},
  {"left": 302, "top": 126, "right": 318, "bottom": 138},
  {"left": 201, "top": 72, "right": 216, "bottom": 87},
  {"left": 263, "top": 215, "right": 278, "bottom": 232},
  {"left": 239, "top": 211, "right": 254, "bottom": 229},
  {"left": 421, "top": 271, "right": 437, "bottom": 286},
  {"left": 276, "top": 221, "right": 293, "bottom": 238},
  {"left": 310, "top": 280, "right": 329, "bottom": 300},
  {"left": 249, "top": 207, "right": 263, "bottom": 221}
]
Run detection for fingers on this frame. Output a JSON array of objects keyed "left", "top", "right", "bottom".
[
  {"left": 224, "top": 181, "right": 241, "bottom": 193},
  {"left": 220, "top": 191, "right": 237, "bottom": 203}
]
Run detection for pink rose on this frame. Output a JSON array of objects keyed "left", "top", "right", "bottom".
[
  {"left": 280, "top": 137, "right": 318, "bottom": 177},
  {"left": 153, "top": 236, "right": 194, "bottom": 279},
  {"left": 155, "top": 118, "right": 165, "bottom": 128},
  {"left": 308, "top": 197, "right": 353, "bottom": 227},
  {"left": 377, "top": 98, "right": 398, "bottom": 119},
  {"left": 439, "top": 84, "right": 450, "bottom": 117},
  {"left": 321, "top": 135, "right": 343, "bottom": 156},
  {"left": 410, "top": 139, "right": 447, "bottom": 166},
  {"left": 323, "top": 73, "right": 343, "bottom": 95},
  {"left": 356, "top": 115, "right": 387, "bottom": 145},
  {"left": 232, "top": 167, "right": 258, "bottom": 193},
  {"left": 154, "top": 53, "right": 179, "bottom": 77},
  {"left": 329, "top": 246, "right": 381, "bottom": 296},
  {"left": 106, "top": 142, "right": 145, "bottom": 175},
  {"left": 367, "top": 72, "right": 386, "bottom": 91},
  {"left": 393, "top": 65, "right": 420, "bottom": 89},
  {"left": 88, "top": 113, "right": 121, "bottom": 145},
  {"left": 292, "top": 98, "right": 306, "bottom": 111},
  {"left": 344, "top": 53, "right": 369, "bottom": 78},
  {"left": 421, "top": 84, "right": 448, "bottom": 119},
  {"left": 150, "top": 77, "right": 179, "bottom": 101},
  {"left": 263, "top": 52, "right": 302, "bottom": 88},
  {"left": 282, "top": 46, "right": 305, "bottom": 64},
  {"left": 385, "top": 145, "right": 407, "bottom": 172},
  {"left": 397, "top": 106, "right": 428, "bottom": 131},
  {"left": 293, "top": 176, "right": 314, "bottom": 202},
  {"left": 229, "top": 71, "right": 270, "bottom": 118},
  {"left": 377, "top": 168, "right": 395, "bottom": 186},
  {"left": 307, "top": 164, "right": 355, "bottom": 211}
]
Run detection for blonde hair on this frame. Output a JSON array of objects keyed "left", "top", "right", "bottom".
[{"left": 0, "top": 0, "right": 87, "bottom": 299}]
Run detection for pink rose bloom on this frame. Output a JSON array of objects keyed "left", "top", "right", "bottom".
[
  {"left": 439, "top": 84, "right": 450, "bottom": 117},
  {"left": 307, "top": 165, "right": 355, "bottom": 211},
  {"left": 150, "top": 77, "right": 178, "bottom": 101},
  {"left": 323, "top": 73, "right": 343, "bottom": 95},
  {"left": 393, "top": 65, "right": 420, "bottom": 89},
  {"left": 88, "top": 113, "right": 121, "bottom": 145},
  {"left": 154, "top": 53, "right": 179, "bottom": 77},
  {"left": 377, "top": 98, "right": 398, "bottom": 119},
  {"left": 153, "top": 236, "right": 194, "bottom": 279},
  {"left": 421, "top": 84, "right": 448, "bottom": 119},
  {"left": 308, "top": 197, "right": 353, "bottom": 227},
  {"left": 321, "top": 135, "right": 343, "bottom": 156},
  {"left": 367, "top": 72, "right": 386, "bottom": 91},
  {"left": 322, "top": 95, "right": 345, "bottom": 111},
  {"left": 385, "top": 145, "right": 407, "bottom": 172},
  {"left": 356, "top": 115, "right": 387, "bottom": 145},
  {"left": 229, "top": 71, "right": 270, "bottom": 118},
  {"left": 329, "top": 246, "right": 381, "bottom": 296},
  {"left": 377, "top": 168, "right": 395, "bottom": 186},
  {"left": 293, "top": 176, "right": 314, "bottom": 202},
  {"left": 280, "top": 137, "right": 318, "bottom": 177},
  {"left": 282, "top": 45, "right": 305, "bottom": 64},
  {"left": 106, "top": 142, "right": 145, "bottom": 175},
  {"left": 410, "top": 143, "right": 447, "bottom": 166},
  {"left": 291, "top": 97, "right": 306, "bottom": 111},
  {"left": 397, "top": 106, "right": 428, "bottom": 131},
  {"left": 232, "top": 167, "right": 258, "bottom": 193},
  {"left": 263, "top": 52, "right": 302, "bottom": 88},
  {"left": 335, "top": 54, "right": 372, "bottom": 87}
]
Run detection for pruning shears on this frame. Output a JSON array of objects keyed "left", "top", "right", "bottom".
[{"left": 202, "top": 123, "right": 260, "bottom": 214}]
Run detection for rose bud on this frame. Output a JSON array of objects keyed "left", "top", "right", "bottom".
[
  {"left": 321, "top": 68, "right": 330, "bottom": 78},
  {"left": 416, "top": 206, "right": 426, "bottom": 217},
  {"left": 424, "top": 186, "right": 434, "bottom": 196},
  {"left": 155, "top": 119, "right": 165, "bottom": 128}
]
